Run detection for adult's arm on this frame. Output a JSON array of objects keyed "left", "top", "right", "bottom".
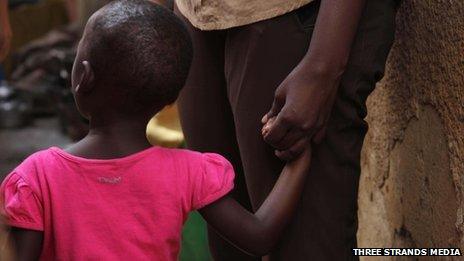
[{"left": 262, "top": 0, "right": 366, "bottom": 160}]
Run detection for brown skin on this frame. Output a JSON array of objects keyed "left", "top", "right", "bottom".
[
  {"left": 9, "top": 1, "right": 367, "bottom": 257},
  {"left": 262, "top": 0, "right": 367, "bottom": 160},
  {"left": 200, "top": 148, "right": 310, "bottom": 255},
  {"left": 8, "top": 15, "right": 311, "bottom": 259}
]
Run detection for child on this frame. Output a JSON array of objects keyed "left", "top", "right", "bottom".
[{"left": 0, "top": 1, "right": 311, "bottom": 260}]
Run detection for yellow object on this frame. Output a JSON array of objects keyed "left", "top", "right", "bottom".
[{"left": 146, "top": 105, "right": 184, "bottom": 148}]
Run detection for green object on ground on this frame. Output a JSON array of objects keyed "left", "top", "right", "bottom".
[{"left": 180, "top": 211, "right": 212, "bottom": 261}]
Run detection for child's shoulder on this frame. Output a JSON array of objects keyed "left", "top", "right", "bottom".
[
  {"left": 158, "top": 147, "right": 229, "bottom": 165},
  {"left": 156, "top": 147, "right": 232, "bottom": 175},
  {"left": 157, "top": 147, "right": 201, "bottom": 157},
  {"left": 1, "top": 148, "right": 56, "bottom": 194},
  {"left": 12, "top": 147, "right": 58, "bottom": 174}
]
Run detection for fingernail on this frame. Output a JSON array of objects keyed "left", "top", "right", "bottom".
[{"left": 261, "top": 115, "right": 267, "bottom": 123}]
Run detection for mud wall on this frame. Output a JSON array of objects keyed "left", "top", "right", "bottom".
[{"left": 358, "top": 0, "right": 464, "bottom": 258}]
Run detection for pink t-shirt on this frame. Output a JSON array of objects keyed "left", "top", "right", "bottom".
[{"left": 0, "top": 147, "right": 234, "bottom": 260}]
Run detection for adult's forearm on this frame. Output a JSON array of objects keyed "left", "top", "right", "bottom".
[{"left": 302, "top": 0, "right": 366, "bottom": 77}]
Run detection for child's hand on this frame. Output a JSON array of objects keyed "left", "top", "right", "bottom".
[
  {"left": 261, "top": 116, "right": 276, "bottom": 137},
  {"left": 262, "top": 116, "right": 310, "bottom": 163},
  {"left": 285, "top": 147, "right": 311, "bottom": 173}
]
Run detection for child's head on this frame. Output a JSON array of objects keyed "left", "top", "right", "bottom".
[{"left": 71, "top": 0, "right": 192, "bottom": 120}]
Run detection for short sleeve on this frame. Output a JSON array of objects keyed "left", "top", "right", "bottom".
[
  {"left": 190, "top": 153, "right": 235, "bottom": 210},
  {"left": 0, "top": 173, "right": 43, "bottom": 231}
]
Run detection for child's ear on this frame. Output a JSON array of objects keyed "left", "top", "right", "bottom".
[{"left": 75, "top": 60, "right": 95, "bottom": 94}]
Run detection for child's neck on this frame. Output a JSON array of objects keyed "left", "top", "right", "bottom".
[{"left": 65, "top": 117, "right": 153, "bottom": 159}]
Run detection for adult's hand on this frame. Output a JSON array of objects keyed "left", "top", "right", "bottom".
[
  {"left": 262, "top": 0, "right": 367, "bottom": 161},
  {"left": 262, "top": 62, "right": 339, "bottom": 161}
]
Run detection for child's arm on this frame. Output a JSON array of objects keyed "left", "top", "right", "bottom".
[
  {"left": 10, "top": 228, "right": 43, "bottom": 261},
  {"left": 199, "top": 147, "right": 311, "bottom": 256}
]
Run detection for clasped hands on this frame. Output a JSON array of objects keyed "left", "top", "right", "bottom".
[{"left": 261, "top": 62, "right": 340, "bottom": 161}]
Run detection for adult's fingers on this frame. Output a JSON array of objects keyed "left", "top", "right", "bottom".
[
  {"left": 263, "top": 113, "right": 291, "bottom": 147},
  {"left": 275, "top": 137, "right": 309, "bottom": 161},
  {"left": 261, "top": 94, "right": 284, "bottom": 124},
  {"left": 312, "top": 125, "right": 327, "bottom": 144},
  {"left": 271, "top": 127, "right": 305, "bottom": 150}
]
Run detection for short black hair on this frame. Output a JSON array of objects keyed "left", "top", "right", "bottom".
[{"left": 85, "top": 0, "right": 192, "bottom": 113}]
